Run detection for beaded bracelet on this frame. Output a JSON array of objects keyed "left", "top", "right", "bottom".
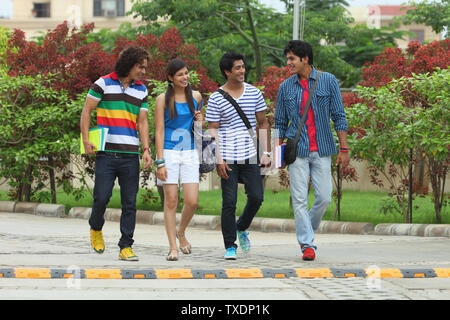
[{"left": 340, "top": 147, "right": 349, "bottom": 153}]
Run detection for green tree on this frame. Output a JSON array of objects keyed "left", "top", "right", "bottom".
[
  {"left": 0, "top": 73, "right": 85, "bottom": 203},
  {"left": 401, "top": 0, "right": 449, "bottom": 38},
  {"left": 347, "top": 68, "right": 449, "bottom": 223},
  {"left": 129, "top": 0, "right": 286, "bottom": 81},
  {"left": 0, "top": 27, "right": 10, "bottom": 76},
  {"left": 407, "top": 68, "right": 450, "bottom": 223}
]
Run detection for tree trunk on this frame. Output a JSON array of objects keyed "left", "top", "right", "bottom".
[
  {"left": 428, "top": 157, "right": 445, "bottom": 224},
  {"left": 48, "top": 155, "right": 57, "bottom": 204},
  {"left": 245, "top": 1, "right": 263, "bottom": 81},
  {"left": 23, "top": 165, "right": 34, "bottom": 202}
]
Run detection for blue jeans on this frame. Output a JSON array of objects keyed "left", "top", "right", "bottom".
[
  {"left": 288, "top": 152, "right": 332, "bottom": 252},
  {"left": 89, "top": 152, "right": 140, "bottom": 249},
  {"left": 221, "top": 162, "right": 264, "bottom": 249}
]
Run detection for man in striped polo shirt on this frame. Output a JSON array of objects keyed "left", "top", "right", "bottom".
[
  {"left": 207, "top": 52, "right": 271, "bottom": 260},
  {"left": 274, "top": 40, "right": 350, "bottom": 261},
  {"left": 80, "top": 46, "right": 152, "bottom": 261}
]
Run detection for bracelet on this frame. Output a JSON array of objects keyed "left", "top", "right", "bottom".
[
  {"left": 156, "top": 163, "right": 166, "bottom": 168},
  {"left": 154, "top": 158, "right": 165, "bottom": 166},
  {"left": 340, "top": 147, "right": 349, "bottom": 153},
  {"left": 143, "top": 147, "right": 150, "bottom": 153}
]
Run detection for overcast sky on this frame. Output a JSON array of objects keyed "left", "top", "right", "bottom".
[{"left": 0, "top": 0, "right": 411, "bottom": 19}]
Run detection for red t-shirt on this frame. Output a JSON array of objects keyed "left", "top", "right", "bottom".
[{"left": 299, "top": 79, "right": 318, "bottom": 152}]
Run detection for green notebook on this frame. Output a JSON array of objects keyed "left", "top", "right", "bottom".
[{"left": 80, "top": 128, "right": 108, "bottom": 154}]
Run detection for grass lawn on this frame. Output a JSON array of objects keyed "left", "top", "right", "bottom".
[{"left": 1, "top": 189, "right": 447, "bottom": 225}]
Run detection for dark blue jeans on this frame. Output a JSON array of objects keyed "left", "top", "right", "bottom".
[
  {"left": 89, "top": 152, "right": 140, "bottom": 249},
  {"left": 221, "top": 162, "right": 264, "bottom": 249}
]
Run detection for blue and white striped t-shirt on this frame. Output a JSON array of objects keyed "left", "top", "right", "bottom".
[{"left": 206, "top": 83, "right": 267, "bottom": 161}]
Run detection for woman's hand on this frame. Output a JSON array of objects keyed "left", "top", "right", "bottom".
[{"left": 156, "top": 166, "right": 168, "bottom": 181}]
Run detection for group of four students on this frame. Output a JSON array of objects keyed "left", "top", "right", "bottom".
[{"left": 80, "top": 40, "right": 350, "bottom": 263}]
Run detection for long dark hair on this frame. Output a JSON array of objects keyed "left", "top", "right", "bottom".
[{"left": 165, "top": 59, "right": 196, "bottom": 119}]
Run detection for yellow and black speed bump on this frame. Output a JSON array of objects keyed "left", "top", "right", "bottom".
[
  {"left": 330, "top": 268, "right": 368, "bottom": 278},
  {"left": 192, "top": 269, "right": 228, "bottom": 279},
  {"left": 261, "top": 268, "right": 297, "bottom": 278},
  {"left": 1, "top": 268, "right": 449, "bottom": 279}
]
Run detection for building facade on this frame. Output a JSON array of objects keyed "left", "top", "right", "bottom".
[
  {"left": 347, "top": 5, "right": 442, "bottom": 48},
  {"left": 0, "top": 0, "right": 142, "bottom": 39}
]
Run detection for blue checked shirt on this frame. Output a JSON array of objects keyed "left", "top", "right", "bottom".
[{"left": 274, "top": 66, "right": 348, "bottom": 158}]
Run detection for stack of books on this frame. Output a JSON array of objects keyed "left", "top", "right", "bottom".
[
  {"left": 80, "top": 128, "right": 109, "bottom": 154},
  {"left": 274, "top": 143, "right": 286, "bottom": 168}
]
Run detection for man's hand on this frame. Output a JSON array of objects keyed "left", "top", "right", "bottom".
[
  {"left": 83, "top": 141, "right": 97, "bottom": 154},
  {"left": 336, "top": 151, "right": 350, "bottom": 169},
  {"left": 142, "top": 149, "right": 152, "bottom": 170},
  {"left": 216, "top": 162, "right": 232, "bottom": 180},
  {"left": 259, "top": 154, "right": 271, "bottom": 168}
]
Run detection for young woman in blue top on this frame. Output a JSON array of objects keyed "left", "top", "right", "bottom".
[{"left": 155, "top": 59, "right": 204, "bottom": 261}]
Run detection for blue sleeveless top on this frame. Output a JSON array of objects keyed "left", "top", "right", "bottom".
[{"left": 164, "top": 99, "right": 198, "bottom": 150}]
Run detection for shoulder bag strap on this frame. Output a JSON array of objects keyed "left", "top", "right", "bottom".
[{"left": 217, "top": 87, "right": 258, "bottom": 151}]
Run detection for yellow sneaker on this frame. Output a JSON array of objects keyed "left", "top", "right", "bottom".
[
  {"left": 90, "top": 229, "right": 104, "bottom": 254},
  {"left": 119, "top": 247, "right": 139, "bottom": 261}
]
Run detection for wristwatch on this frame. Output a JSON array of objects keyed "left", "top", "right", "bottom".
[{"left": 263, "top": 151, "right": 272, "bottom": 157}]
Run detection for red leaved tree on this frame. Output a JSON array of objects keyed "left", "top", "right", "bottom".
[
  {"left": 7, "top": 22, "right": 115, "bottom": 98},
  {"left": 112, "top": 26, "right": 218, "bottom": 95}
]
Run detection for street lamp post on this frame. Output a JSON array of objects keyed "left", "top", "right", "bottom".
[
  {"left": 293, "top": 0, "right": 299, "bottom": 40},
  {"left": 292, "top": 0, "right": 305, "bottom": 40}
]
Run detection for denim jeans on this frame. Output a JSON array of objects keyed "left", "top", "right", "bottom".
[
  {"left": 221, "top": 161, "right": 264, "bottom": 249},
  {"left": 288, "top": 152, "right": 332, "bottom": 252},
  {"left": 89, "top": 152, "right": 140, "bottom": 249}
]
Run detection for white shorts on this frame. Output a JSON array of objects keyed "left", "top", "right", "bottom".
[{"left": 157, "top": 149, "right": 200, "bottom": 185}]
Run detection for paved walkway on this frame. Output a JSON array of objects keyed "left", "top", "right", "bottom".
[{"left": 1, "top": 211, "right": 450, "bottom": 300}]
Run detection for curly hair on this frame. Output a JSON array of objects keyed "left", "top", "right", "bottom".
[{"left": 114, "top": 46, "right": 150, "bottom": 78}]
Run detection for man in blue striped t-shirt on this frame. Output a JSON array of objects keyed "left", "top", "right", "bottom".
[
  {"left": 274, "top": 40, "right": 350, "bottom": 262},
  {"left": 207, "top": 52, "right": 271, "bottom": 260}
]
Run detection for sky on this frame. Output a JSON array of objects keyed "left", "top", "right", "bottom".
[
  {"left": 0, "top": 0, "right": 412, "bottom": 19},
  {"left": 0, "top": 0, "right": 12, "bottom": 18}
]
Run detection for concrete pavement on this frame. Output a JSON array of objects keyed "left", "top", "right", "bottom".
[{"left": 1, "top": 201, "right": 450, "bottom": 300}]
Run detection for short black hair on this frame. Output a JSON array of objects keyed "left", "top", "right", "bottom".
[
  {"left": 284, "top": 40, "right": 313, "bottom": 65},
  {"left": 114, "top": 45, "right": 149, "bottom": 78},
  {"left": 219, "top": 51, "right": 245, "bottom": 80}
]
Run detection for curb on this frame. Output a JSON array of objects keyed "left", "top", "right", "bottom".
[
  {"left": 1, "top": 267, "right": 449, "bottom": 279},
  {"left": 1, "top": 201, "right": 449, "bottom": 237}
]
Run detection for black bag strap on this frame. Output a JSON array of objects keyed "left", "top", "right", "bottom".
[
  {"left": 217, "top": 88, "right": 254, "bottom": 133},
  {"left": 292, "top": 71, "right": 322, "bottom": 145},
  {"left": 217, "top": 88, "right": 259, "bottom": 155}
]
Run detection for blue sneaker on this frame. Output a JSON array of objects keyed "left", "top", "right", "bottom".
[
  {"left": 224, "top": 247, "right": 237, "bottom": 260},
  {"left": 237, "top": 230, "right": 251, "bottom": 253}
]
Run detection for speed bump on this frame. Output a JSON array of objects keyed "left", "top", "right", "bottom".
[
  {"left": 15, "top": 268, "right": 51, "bottom": 279},
  {"left": 84, "top": 269, "right": 122, "bottom": 279},
  {"left": 225, "top": 268, "right": 264, "bottom": 278},
  {"left": 295, "top": 268, "right": 333, "bottom": 278},
  {"left": 1, "top": 267, "right": 449, "bottom": 279},
  {"left": 155, "top": 269, "right": 193, "bottom": 279},
  {"left": 433, "top": 268, "right": 450, "bottom": 278}
]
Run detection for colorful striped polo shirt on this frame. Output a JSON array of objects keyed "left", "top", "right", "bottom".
[{"left": 87, "top": 72, "right": 149, "bottom": 154}]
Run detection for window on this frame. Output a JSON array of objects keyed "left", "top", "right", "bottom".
[
  {"left": 410, "top": 29, "right": 425, "bottom": 43},
  {"left": 93, "top": 0, "right": 125, "bottom": 17},
  {"left": 32, "top": 2, "right": 51, "bottom": 18}
]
